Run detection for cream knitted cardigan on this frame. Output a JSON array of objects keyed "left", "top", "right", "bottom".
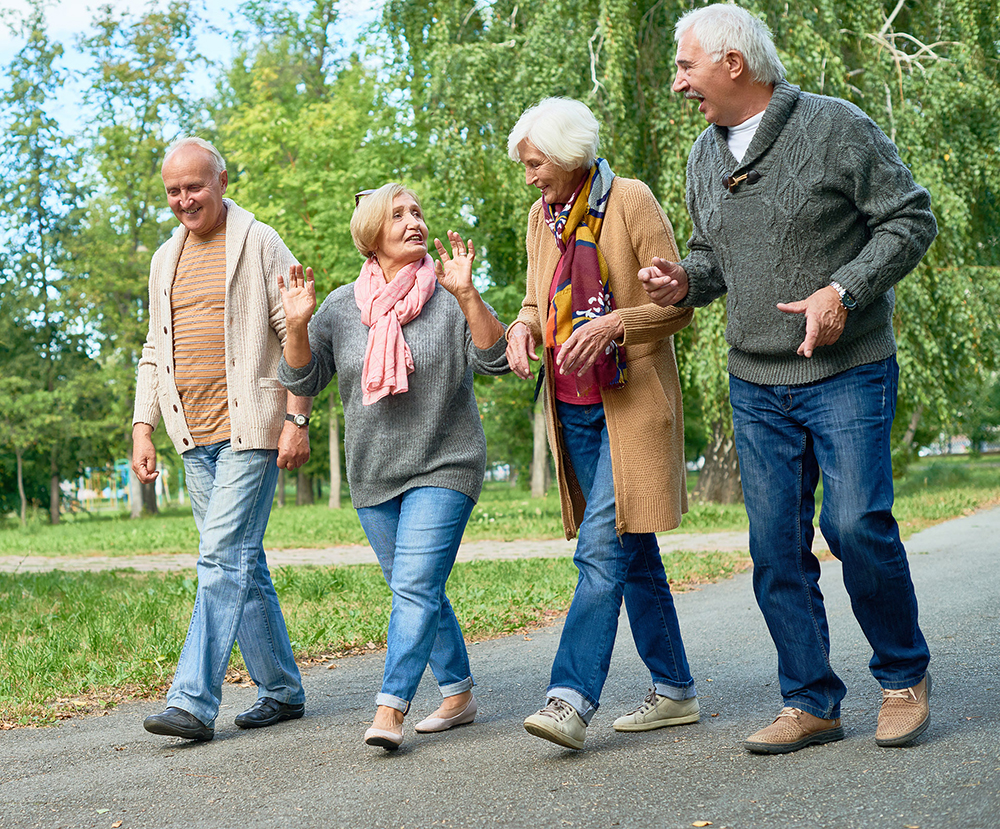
[
  {"left": 133, "top": 200, "right": 297, "bottom": 455},
  {"left": 514, "top": 177, "right": 694, "bottom": 538}
]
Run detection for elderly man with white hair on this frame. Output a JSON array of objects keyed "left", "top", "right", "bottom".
[
  {"left": 132, "top": 137, "right": 311, "bottom": 742},
  {"left": 505, "top": 97, "right": 699, "bottom": 750},
  {"left": 640, "top": 4, "right": 936, "bottom": 754}
]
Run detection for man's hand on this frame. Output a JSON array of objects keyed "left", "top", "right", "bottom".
[
  {"left": 555, "top": 313, "right": 624, "bottom": 376},
  {"left": 777, "top": 286, "right": 848, "bottom": 358},
  {"left": 638, "top": 258, "right": 690, "bottom": 306},
  {"left": 506, "top": 321, "right": 540, "bottom": 380},
  {"left": 277, "top": 421, "right": 310, "bottom": 470},
  {"left": 131, "top": 423, "right": 159, "bottom": 484}
]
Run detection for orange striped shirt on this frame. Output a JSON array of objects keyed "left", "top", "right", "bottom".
[{"left": 171, "top": 223, "right": 230, "bottom": 445}]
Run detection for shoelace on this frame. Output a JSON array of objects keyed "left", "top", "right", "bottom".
[
  {"left": 776, "top": 706, "right": 803, "bottom": 720},
  {"left": 630, "top": 688, "right": 659, "bottom": 715},
  {"left": 882, "top": 687, "right": 917, "bottom": 702},
  {"left": 539, "top": 699, "right": 574, "bottom": 720}
]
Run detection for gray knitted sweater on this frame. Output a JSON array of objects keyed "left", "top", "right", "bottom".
[
  {"left": 278, "top": 282, "right": 508, "bottom": 509},
  {"left": 680, "top": 80, "right": 937, "bottom": 385}
]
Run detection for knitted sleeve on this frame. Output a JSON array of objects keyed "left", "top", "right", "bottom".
[
  {"left": 824, "top": 102, "right": 937, "bottom": 309},
  {"left": 679, "top": 134, "right": 728, "bottom": 308},
  {"left": 465, "top": 299, "right": 510, "bottom": 376}
]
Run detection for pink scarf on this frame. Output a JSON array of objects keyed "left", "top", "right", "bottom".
[{"left": 354, "top": 254, "right": 437, "bottom": 405}]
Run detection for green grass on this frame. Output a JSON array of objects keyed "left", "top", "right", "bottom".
[{"left": 0, "top": 549, "right": 748, "bottom": 727}]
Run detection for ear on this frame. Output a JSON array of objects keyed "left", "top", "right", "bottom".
[
  {"left": 219, "top": 169, "right": 229, "bottom": 194},
  {"left": 724, "top": 50, "right": 746, "bottom": 81}
]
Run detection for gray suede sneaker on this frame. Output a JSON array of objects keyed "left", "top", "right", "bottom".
[
  {"left": 612, "top": 689, "right": 700, "bottom": 732},
  {"left": 524, "top": 699, "right": 586, "bottom": 749}
]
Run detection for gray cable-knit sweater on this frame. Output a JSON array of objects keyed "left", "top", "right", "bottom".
[
  {"left": 278, "top": 282, "right": 508, "bottom": 509},
  {"left": 680, "top": 80, "right": 937, "bottom": 386}
]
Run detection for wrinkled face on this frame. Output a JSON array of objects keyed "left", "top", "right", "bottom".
[
  {"left": 672, "top": 30, "right": 740, "bottom": 126},
  {"left": 375, "top": 194, "right": 428, "bottom": 272},
  {"left": 517, "top": 139, "right": 585, "bottom": 205},
  {"left": 162, "top": 145, "right": 228, "bottom": 237}
]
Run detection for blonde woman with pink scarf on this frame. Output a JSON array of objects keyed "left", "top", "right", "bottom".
[{"left": 278, "top": 184, "right": 508, "bottom": 751}]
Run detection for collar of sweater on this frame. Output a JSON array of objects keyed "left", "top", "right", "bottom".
[{"left": 712, "top": 80, "right": 801, "bottom": 176}]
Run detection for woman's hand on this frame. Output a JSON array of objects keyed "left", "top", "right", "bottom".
[
  {"left": 434, "top": 231, "right": 476, "bottom": 299},
  {"left": 278, "top": 264, "right": 316, "bottom": 330},
  {"left": 506, "top": 321, "right": 540, "bottom": 380},
  {"left": 279, "top": 265, "right": 315, "bottom": 368},
  {"left": 556, "top": 313, "right": 624, "bottom": 376}
]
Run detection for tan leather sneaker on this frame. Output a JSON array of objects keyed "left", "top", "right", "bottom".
[
  {"left": 744, "top": 706, "right": 844, "bottom": 754},
  {"left": 876, "top": 673, "right": 931, "bottom": 747}
]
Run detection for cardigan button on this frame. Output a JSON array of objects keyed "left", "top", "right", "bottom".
[{"left": 182, "top": 438, "right": 189, "bottom": 446}]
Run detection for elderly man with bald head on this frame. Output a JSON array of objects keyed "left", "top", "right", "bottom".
[{"left": 132, "top": 137, "right": 311, "bottom": 742}]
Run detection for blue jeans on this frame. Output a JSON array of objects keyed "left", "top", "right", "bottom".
[
  {"left": 168, "top": 442, "right": 304, "bottom": 724},
  {"left": 548, "top": 401, "right": 695, "bottom": 724},
  {"left": 357, "top": 487, "right": 476, "bottom": 713},
  {"left": 730, "top": 356, "right": 929, "bottom": 719}
]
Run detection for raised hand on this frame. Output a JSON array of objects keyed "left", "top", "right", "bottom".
[
  {"left": 434, "top": 231, "right": 476, "bottom": 298},
  {"left": 638, "top": 257, "right": 690, "bottom": 306},
  {"left": 279, "top": 264, "right": 316, "bottom": 329}
]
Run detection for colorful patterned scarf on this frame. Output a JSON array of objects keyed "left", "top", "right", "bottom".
[
  {"left": 354, "top": 254, "right": 437, "bottom": 405},
  {"left": 543, "top": 158, "right": 626, "bottom": 394}
]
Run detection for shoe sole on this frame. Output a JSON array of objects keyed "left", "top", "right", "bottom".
[
  {"left": 365, "top": 735, "right": 402, "bottom": 751},
  {"left": 524, "top": 720, "right": 585, "bottom": 750},
  {"left": 613, "top": 712, "right": 701, "bottom": 732},
  {"left": 234, "top": 710, "right": 304, "bottom": 729},
  {"left": 876, "top": 673, "right": 932, "bottom": 748},
  {"left": 143, "top": 721, "right": 214, "bottom": 741},
  {"left": 744, "top": 725, "right": 844, "bottom": 755}
]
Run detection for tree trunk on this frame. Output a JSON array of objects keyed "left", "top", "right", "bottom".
[
  {"left": 901, "top": 403, "right": 924, "bottom": 450},
  {"left": 49, "top": 446, "right": 60, "bottom": 525},
  {"left": 328, "top": 395, "right": 341, "bottom": 509},
  {"left": 693, "top": 419, "right": 743, "bottom": 504},
  {"left": 141, "top": 480, "right": 158, "bottom": 514},
  {"left": 16, "top": 447, "right": 26, "bottom": 526},
  {"left": 296, "top": 470, "right": 314, "bottom": 505},
  {"left": 277, "top": 469, "right": 286, "bottom": 508},
  {"left": 530, "top": 396, "right": 548, "bottom": 498},
  {"left": 129, "top": 465, "right": 143, "bottom": 518}
]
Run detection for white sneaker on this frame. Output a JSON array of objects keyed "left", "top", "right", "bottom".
[
  {"left": 612, "top": 689, "right": 700, "bottom": 732},
  {"left": 524, "top": 699, "right": 587, "bottom": 749}
]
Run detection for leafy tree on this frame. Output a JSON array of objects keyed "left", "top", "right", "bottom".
[{"left": 70, "top": 0, "right": 207, "bottom": 516}]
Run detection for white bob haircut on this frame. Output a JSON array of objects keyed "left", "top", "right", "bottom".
[
  {"left": 675, "top": 3, "right": 785, "bottom": 86},
  {"left": 507, "top": 97, "right": 600, "bottom": 172},
  {"left": 162, "top": 136, "right": 227, "bottom": 176}
]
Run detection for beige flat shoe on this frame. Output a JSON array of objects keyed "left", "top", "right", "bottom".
[{"left": 414, "top": 696, "right": 478, "bottom": 733}]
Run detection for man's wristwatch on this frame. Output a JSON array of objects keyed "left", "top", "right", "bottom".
[
  {"left": 829, "top": 281, "right": 857, "bottom": 310},
  {"left": 285, "top": 413, "right": 310, "bottom": 428}
]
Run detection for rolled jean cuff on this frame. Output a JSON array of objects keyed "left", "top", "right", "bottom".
[
  {"left": 654, "top": 681, "right": 697, "bottom": 701},
  {"left": 375, "top": 693, "right": 410, "bottom": 714},
  {"left": 439, "top": 676, "right": 475, "bottom": 698},
  {"left": 548, "top": 686, "right": 596, "bottom": 725}
]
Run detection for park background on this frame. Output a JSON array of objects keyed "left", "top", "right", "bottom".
[{"left": 0, "top": 0, "right": 998, "bottom": 725}]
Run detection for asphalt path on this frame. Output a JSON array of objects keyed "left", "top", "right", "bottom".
[{"left": 1, "top": 509, "right": 997, "bottom": 829}]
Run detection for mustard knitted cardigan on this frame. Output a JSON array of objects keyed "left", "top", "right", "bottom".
[{"left": 514, "top": 177, "right": 693, "bottom": 538}]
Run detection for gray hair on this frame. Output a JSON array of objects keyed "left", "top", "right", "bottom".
[
  {"left": 675, "top": 4, "right": 785, "bottom": 86},
  {"left": 162, "top": 137, "right": 227, "bottom": 175},
  {"left": 507, "top": 97, "right": 600, "bottom": 172}
]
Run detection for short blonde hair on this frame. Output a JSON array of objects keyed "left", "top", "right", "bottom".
[
  {"left": 349, "top": 183, "right": 423, "bottom": 258},
  {"left": 507, "top": 98, "right": 600, "bottom": 171}
]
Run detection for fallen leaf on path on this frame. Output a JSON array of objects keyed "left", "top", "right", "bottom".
[{"left": 692, "top": 822, "right": 713, "bottom": 827}]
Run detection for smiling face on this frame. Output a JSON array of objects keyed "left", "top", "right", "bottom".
[
  {"left": 517, "top": 139, "right": 586, "bottom": 206},
  {"left": 672, "top": 30, "right": 742, "bottom": 127},
  {"left": 161, "top": 145, "right": 228, "bottom": 237},
  {"left": 374, "top": 194, "right": 429, "bottom": 277}
]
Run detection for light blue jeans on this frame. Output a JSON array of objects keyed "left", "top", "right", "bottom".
[
  {"left": 730, "top": 356, "right": 929, "bottom": 719},
  {"left": 357, "top": 487, "right": 476, "bottom": 713},
  {"left": 548, "top": 401, "right": 696, "bottom": 724},
  {"left": 168, "top": 442, "right": 304, "bottom": 725}
]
